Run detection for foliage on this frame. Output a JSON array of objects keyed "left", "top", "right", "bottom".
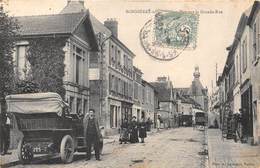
[
  {"left": 15, "top": 79, "right": 40, "bottom": 94},
  {"left": 26, "top": 37, "right": 67, "bottom": 99},
  {"left": 0, "top": 8, "right": 19, "bottom": 110}
]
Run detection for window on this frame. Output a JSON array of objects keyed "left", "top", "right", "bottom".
[
  {"left": 236, "top": 54, "right": 239, "bottom": 82},
  {"left": 76, "top": 56, "right": 80, "bottom": 84},
  {"left": 76, "top": 98, "right": 82, "bottom": 115},
  {"left": 115, "top": 77, "right": 118, "bottom": 93},
  {"left": 134, "top": 83, "right": 138, "bottom": 99},
  {"left": 69, "top": 96, "right": 75, "bottom": 113},
  {"left": 15, "top": 45, "right": 30, "bottom": 78},
  {"left": 258, "top": 17, "right": 260, "bottom": 56},
  {"left": 83, "top": 99, "right": 88, "bottom": 114},
  {"left": 109, "top": 43, "right": 113, "bottom": 65},
  {"left": 73, "top": 45, "right": 85, "bottom": 84},
  {"left": 142, "top": 87, "right": 145, "bottom": 103},
  {"left": 110, "top": 105, "right": 118, "bottom": 128},
  {"left": 118, "top": 78, "right": 121, "bottom": 95},
  {"left": 253, "top": 23, "right": 257, "bottom": 62},
  {"left": 109, "top": 73, "right": 112, "bottom": 91},
  {"left": 118, "top": 50, "right": 121, "bottom": 65},
  {"left": 111, "top": 75, "right": 115, "bottom": 92},
  {"left": 242, "top": 38, "right": 247, "bottom": 72}
]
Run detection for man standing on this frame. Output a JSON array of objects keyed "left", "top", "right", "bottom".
[{"left": 83, "top": 109, "right": 101, "bottom": 161}]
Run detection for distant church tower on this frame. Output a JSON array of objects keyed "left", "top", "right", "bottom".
[{"left": 189, "top": 66, "right": 208, "bottom": 112}]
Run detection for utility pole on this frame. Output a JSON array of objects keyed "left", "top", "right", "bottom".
[{"left": 97, "top": 32, "right": 111, "bottom": 127}]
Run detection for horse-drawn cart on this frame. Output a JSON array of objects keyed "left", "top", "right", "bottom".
[{"left": 6, "top": 92, "right": 103, "bottom": 164}]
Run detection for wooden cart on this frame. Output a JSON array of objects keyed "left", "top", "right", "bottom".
[{"left": 6, "top": 92, "right": 103, "bottom": 164}]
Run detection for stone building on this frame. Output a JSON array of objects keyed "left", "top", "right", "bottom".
[
  {"left": 132, "top": 66, "right": 143, "bottom": 121},
  {"left": 10, "top": 9, "right": 98, "bottom": 148},
  {"left": 246, "top": 1, "right": 260, "bottom": 144},
  {"left": 216, "top": 2, "right": 260, "bottom": 144},
  {"left": 141, "top": 80, "right": 156, "bottom": 123},
  {"left": 60, "top": 0, "right": 135, "bottom": 135},
  {"left": 188, "top": 66, "right": 209, "bottom": 112},
  {"left": 14, "top": 10, "right": 98, "bottom": 115},
  {"left": 150, "top": 77, "right": 176, "bottom": 128}
]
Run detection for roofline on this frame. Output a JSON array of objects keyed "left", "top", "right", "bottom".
[
  {"left": 221, "top": 15, "right": 246, "bottom": 77},
  {"left": 110, "top": 35, "right": 135, "bottom": 57},
  {"left": 247, "top": 1, "right": 260, "bottom": 26},
  {"left": 142, "top": 80, "right": 155, "bottom": 89},
  {"left": 71, "top": 11, "right": 89, "bottom": 34},
  {"left": 15, "top": 33, "right": 71, "bottom": 39}
]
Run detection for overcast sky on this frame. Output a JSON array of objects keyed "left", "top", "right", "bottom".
[{"left": 5, "top": 0, "right": 254, "bottom": 93}]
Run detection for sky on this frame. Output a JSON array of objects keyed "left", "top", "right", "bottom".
[{"left": 4, "top": 0, "right": 255, "bottom": 94}]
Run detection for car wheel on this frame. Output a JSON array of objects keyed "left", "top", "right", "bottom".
[
  {"left": 60, "top": 135, "right": 74, "bottom": 164},
  {"left": 18, "top": 138, "right": 34, "bottom": 164}
]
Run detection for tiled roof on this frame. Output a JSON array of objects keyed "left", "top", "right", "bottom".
[
  {"left": 89, "top": 14, "right": 112, "bottom": 36},
  {"left": 188, "top": 79, "right": 207, "bottom": 96},
  {"left": 173, "top": 88, "right": 189, "bottom": 95},
  {"left": 15, "top": 12, "right": 86, "bottom": 36},
  {"left": 60, "top": 1, "right": 112, "bottom": 36}
]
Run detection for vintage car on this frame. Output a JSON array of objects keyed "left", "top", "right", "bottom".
[{"left": 5, "top": 92, "right": 103, "bottom": 164}]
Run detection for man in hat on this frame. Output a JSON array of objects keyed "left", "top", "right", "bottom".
[{"left": 83, "top": 109, "right": 101, "bottom": 161}]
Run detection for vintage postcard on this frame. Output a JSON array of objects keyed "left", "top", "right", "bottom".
[{"left": 0, "top": 0, "right": 259, "bottom": 168}]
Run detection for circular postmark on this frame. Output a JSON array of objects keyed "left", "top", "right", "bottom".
[{"left": 140, "top": 10, "right": 199, "bottom": 61}]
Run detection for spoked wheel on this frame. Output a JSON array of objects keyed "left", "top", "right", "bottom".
[
  {"left": 60, "top": 135, "right": 74, "bottom": 164},
  {"left": 18, "top": 138, "right": 34, "bottom": 164}
]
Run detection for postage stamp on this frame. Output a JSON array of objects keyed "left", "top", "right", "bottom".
[{"left": 140, "top": 10, "right": 199, "bottom": 61}]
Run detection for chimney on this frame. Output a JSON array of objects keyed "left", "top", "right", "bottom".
[
  {"left": 67, "top": 0, "right": 84, "bottom": 5},
  {"left": 104, "top": 18, "right": 118, "bottom": 38},
  {"left": 157, "top": 76, "right": 167, "bottom": 82}
]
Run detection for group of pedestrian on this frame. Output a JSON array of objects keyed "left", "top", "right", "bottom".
[
  {"left": 0, "top": 112, "right": 11, "bottom": 155},
  {"left": 119, "top": 116, "right": 153, "bottom": 144}
]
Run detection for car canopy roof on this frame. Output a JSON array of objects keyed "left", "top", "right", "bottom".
[{"left": 5, "top": 92, "right": 66, "bottom": 114}]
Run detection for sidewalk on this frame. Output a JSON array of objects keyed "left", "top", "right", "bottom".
[
  {"left": 207, "top": 129, "right": 260, "bottom": 168},
  {"left": 0, "top": 129, "right": 159, "bottom": 167}
]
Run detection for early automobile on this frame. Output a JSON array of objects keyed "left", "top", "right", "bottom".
[{"left": 5, "top": 92, "right": 103, "bottom": 164}]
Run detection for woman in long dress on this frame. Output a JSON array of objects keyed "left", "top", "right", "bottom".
[
  {"left": 139, "top": 117, "right": 147, "bottom": 143},
  {"left": 129, "top": 116, "right": 139, "bottom": 143}
]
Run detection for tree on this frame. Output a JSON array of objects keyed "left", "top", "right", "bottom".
[
  {"left": 26, "top": 37, "right": 66, "bottom": 99},
  {"left": 0, "top": 7, "right": 19, "bottom": 112}
]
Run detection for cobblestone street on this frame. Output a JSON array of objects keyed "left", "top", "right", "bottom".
[{"left": 9, "top": 128, "right": 206, "bottom": 168}]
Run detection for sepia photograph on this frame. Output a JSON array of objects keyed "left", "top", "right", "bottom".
[{"left": 0, "top": 0, "right": 260, "bottom": 167}]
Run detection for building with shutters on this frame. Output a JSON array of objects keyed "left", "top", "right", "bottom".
[
  {"left": 60, "top": 0, "right": 135, "bottom": 135},
  {"left": 13, "top": 9, "right": 98, "bottom": 116}
]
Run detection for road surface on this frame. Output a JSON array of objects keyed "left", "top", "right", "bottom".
[{"left": 12, "top": 127, "right": 207, "bottom": 168}]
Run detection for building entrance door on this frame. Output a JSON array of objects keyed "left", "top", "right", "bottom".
[{"left": 241, "top": 86, "right": 253, "bottom": 138}]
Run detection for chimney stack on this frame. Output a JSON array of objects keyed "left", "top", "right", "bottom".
[
  {"left": 67, "top": 0, "right": 84, "bottom": 5},
  {"left": 104, "top": 18, "right": 118, "bottom": 38},
  {"left": 157, "top": 76, "right": 167, "bottom": 82}
]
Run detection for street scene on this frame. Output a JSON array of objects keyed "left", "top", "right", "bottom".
[
  {"left": 1, "top": 0, "right": 260, "bottom": 168},
  {"left": 7, "top": 128, "right": 207, "bottom": 168}
]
